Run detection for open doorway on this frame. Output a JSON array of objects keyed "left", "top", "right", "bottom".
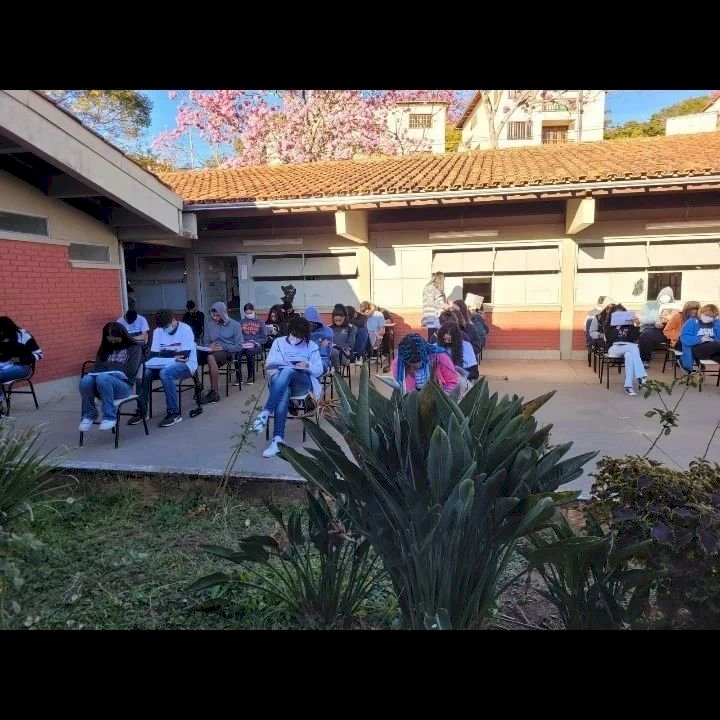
[{"left": 198, "top": 256, "right": 240, "bottom": 320}]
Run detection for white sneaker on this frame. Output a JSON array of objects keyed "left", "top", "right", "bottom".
[
  {"left": 263, "top": 436, "right": 283, "bottom": 458},
  {"left": 78, "top": 418, "right": 95, "bottom": 432},
  {"left": 252, "top": 411, "right": 269, "bottom": 434},
  {"left": 624, "top": 387, "right": 637, "bottom": 396},
  {"left": 99, "top": 419, "right": 117, "bottom": 431}
]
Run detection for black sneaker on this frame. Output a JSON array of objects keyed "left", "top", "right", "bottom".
[
  {"left": 246, "top": 377, "right": 255, "bottom": 385},
  {"left": 159, "top": 412, "right": 183, "bottom": 427},
  {"left": 200, "top": 390, "right": 220, "bottom": 405},
  {"left": 127, "top": 412, "right": 148, "bottom": 426}
]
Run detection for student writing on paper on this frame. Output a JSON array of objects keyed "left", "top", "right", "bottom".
[
  {"left": 679, "top": 303, "right": 720, "bottom": 371},
  {"left": 253, "top": 316, "right": 325, "bottom": 459},
  {"left": 78, "top": 323, "right": 142, "bottom": 433},
  {"left": 198, "top": 302, "right": 244, "bottom": 404},
  {"left": 237, "top": 303, "right": 267, "bottom": 386},
  {"left": 602, "top": 304, "right": 647, "bottom": 396},
  {"left": 391, "top": 333, "right": 459, "bottom": 395},
  {"left": 128, "top": 309, "right": 197, "bottom": 428}
]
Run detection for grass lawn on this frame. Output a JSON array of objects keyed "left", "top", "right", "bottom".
[{"left": 7, "top": 475, "right": 398, "bottom": 630}]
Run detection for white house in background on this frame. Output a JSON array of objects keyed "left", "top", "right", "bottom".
[
  {"left": 386, "top": 101, "right": 448, "bottom": 154},
  {"left": 666, "top": 96, "right": 720, "bottom": 136},
  {"left": 456, "top": 90, "right": 606, "bottom": 151}
]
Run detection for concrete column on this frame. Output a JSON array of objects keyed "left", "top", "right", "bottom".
[
  {"left": 356, "top": 242, "right": 372, "bottom": 302},
  {"left": 559, "top": 236, "right": 577, "bottom": 360}
]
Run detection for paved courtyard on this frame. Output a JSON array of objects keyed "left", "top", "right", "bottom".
[{"left": 5, "top": 359, "right": 719, "bottom": 498}]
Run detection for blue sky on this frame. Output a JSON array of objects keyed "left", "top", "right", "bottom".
[{"left": 145, "top": 89, "right": 713, "bottom": 161}]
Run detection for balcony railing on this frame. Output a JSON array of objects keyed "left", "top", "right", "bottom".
[{"left": 541, "top": 101, "right": 575, "bottom": 112}]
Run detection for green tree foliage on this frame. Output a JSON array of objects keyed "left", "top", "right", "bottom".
[
  {"left": 42, "top": 90, "right": 152, "bottom": 150},
  {"left": 606, "top": 95, "right": 712, "bottom": 139}
]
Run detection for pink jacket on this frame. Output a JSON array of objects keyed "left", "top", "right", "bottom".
[{"left": 390, "top": 352, "right": 459, "bottom": 393}]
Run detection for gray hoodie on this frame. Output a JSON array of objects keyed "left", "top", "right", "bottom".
[
  {"left": 205, "top": 302, "right": 245, "bottom": 352},
  {"left": 639, "top": 286, "right": 675, "bottom": 330}
]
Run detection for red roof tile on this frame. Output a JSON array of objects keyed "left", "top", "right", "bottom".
[{"left": 159, "top": 132, "right": 720, "bottom": 205}]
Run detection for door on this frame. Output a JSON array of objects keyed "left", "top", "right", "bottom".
[{"left": 198, "top": 256, "right": 227, "bottom": 311}]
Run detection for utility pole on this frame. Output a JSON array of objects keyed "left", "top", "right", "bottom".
[{"left": 577, "top": 90, "right": 584, "bottom": 142}]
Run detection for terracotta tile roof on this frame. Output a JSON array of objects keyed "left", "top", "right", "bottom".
[{"left": 159, "top": 132, "right": 720, "bottom": 206}]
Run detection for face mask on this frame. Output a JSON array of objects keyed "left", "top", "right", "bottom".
[
  {"left": 245, "top": 312, "right": 255, "bottom": 319},
  {"left": 658, "top": 296, "right": 671, "bottom": 304},
  {"left": 700, "top": 314, "right": 714, "bottom": 324},
  {"left": 287, "top": 335, "right": 302, "bottom": 346}
]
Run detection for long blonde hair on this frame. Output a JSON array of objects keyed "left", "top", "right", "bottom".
[{"left": 430, "top": 272, "right": 445, "bottom": 294}]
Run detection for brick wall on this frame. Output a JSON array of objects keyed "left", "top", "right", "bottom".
[
  {"left": 319, "top": 309, "right": 561, "bottom": 350},
  {"left": 0, "top": 238, "right": 122, "bottom": 382}
]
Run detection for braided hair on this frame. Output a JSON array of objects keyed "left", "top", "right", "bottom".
[{"left": 396, "top": 333, "right": 448, "bottom": 387}]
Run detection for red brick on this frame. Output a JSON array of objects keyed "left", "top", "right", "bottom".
[{"left": 0, "top": 239, "right": 121, "bottom": 382}]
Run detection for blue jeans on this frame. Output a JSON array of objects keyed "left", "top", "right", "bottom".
[
  {"left": 353, "top": 327, "right": 369, "bottom": 358},
  {"left": 264, "top": 367, "right": 312, "bottom": 440},
  {"left": 0, "top": 363, "right": 32, "bottom": 384},
  {"left": 140, "top": 362, "right": 192, "bottom": 415},
  {"left": 79, "top": 373, "right": 133, "bottom": 421}
]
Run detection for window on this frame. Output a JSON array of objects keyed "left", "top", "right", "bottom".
[
  {"left": 409, "top": 113, "right": 432, "bottom": 129},
  {"left": 648, "top": 272, "right": 682, "bottom": 301},
  {"left": 69, "top": 242, "right": 111, "bottom": 263},
  {"left": 463, "top": 277, "right": 492, "bottom": 305},
  {"left": 508, "top": 90, "right": 522, "bottom": 100},
  {"left": 0, "top": 210, "right": 48, "bottom": 237},
  {"left": 507, "top": 121, "right": 533, "bottom": 140}
]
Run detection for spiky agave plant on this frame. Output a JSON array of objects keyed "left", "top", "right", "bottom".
[{"left": 279, "top": 366, "right": 597, "bottom": 630}]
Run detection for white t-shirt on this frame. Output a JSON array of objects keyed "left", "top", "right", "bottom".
[
  {"left": 366, "top": 310, "right": 386, "bottom": 347},
  {"left": 150, "top": 321, "right": 197, "bottom": 373},
  {"left": 117, "top": 314, "right": 150, "bottom": 337}
]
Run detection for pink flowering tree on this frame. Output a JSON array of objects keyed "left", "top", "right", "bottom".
[
  {"left": 468, "top": 90, "right": 604, "bottom": 149},
  {"left": 152, "top": 90, "right": 470, "bottom": 168}
]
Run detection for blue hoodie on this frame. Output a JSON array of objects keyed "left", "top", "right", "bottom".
[
  {"left": 304, "top": 306, "right": 333, "bottom": 370},
  {"left": 679, "top": 315, "right": 720, "bottom": 371}
]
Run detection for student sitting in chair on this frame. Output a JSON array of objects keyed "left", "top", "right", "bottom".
[
  {"left": 198, "top": 302, "right": 244, "bottom": 403},
  {"left": 0, "top": 316, "right": 42, "bottom": 385},
  {"left": 252, "top": 316, "right": 324, "bottom": 459},
  {"left": 78, "top": 322, "right": 142, "bottom": 433},
  {"left": 128, "top": 309, "right": 197, "bottom": 427}
]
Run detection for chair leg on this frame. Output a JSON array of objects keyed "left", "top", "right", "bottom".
[
  {"left": 79, "top": 431, "right": 84, "bottom": 447},
  {"left": 28, "top": 381, "right": 39, "bottom": 409}
]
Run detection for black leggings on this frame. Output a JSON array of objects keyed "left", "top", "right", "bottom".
[{"left": 691, "top": 341, "right": 720, "bottom": 362}]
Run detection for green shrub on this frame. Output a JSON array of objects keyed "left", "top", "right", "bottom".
[{"left": 278, "top": 367, "right": 596, "bottom": 629}]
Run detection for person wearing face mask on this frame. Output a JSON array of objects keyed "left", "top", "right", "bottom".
[
  {"left": 252, "top": 316, "right": 324, "bottom": 458},
  {"left": 638, "top": 286, "right": 680, "bottom": 368},
  {"left": 198, "top": 301, "right": 245, "bottom": 403},
  {"left": 679, "top": 304, "right": 720, "bottom": 371},
  {"left": 237, "top": 303, "right": 267, "bottom": 385},
  {"left": 129, "top": 308, "right": 197, "bottom": 427},
  {"left": 78, "top": 322, "right": 142, "bottom": 432}
]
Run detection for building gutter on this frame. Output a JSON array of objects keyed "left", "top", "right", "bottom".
[{"left": 183, "top": 174, "right": 720, "bottom": 213}]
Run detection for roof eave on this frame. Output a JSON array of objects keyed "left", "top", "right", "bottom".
[{"left": 184, "top": 173, "right": 720, "bottom": 213}]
